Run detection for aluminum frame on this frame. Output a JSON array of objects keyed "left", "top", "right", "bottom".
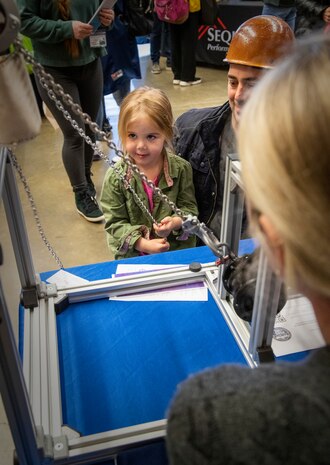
[
  {"left": 1, "top": 146, "right": 280, "bottom": 464},
  {"left": 21, "top": 260, "right": 257, "bottom": 464},
  {"left": 218, "top": 154, "right": 283, "bottom": 363}
]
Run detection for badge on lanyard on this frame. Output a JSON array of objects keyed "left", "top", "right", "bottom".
[
  {"left": 89, "top": 31, "right": 107, "bottom": 48},
  {"left": 111, "top": 69, "right": 124, "bottom": 81}
]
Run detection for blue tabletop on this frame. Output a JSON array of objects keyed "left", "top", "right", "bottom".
[
  {"left": 20, "top": 242, "right": 308, "bottom": 460},
  {"left": 51, "top": 245, "right": 253, "bottom": 437}
]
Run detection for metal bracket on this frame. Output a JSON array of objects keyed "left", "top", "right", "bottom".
[
  {"left": 37, "top": 281, "right": 58, "bottom": 300},
  {"left": 20, "top": 288, "right": 38, "bottom": 310},
  {"left": 53, "top": 434, "right": 69, "bottom": 460}
]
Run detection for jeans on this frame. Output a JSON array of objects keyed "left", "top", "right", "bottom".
[{"left": 262, "top": 5, "right": 297, "bottom": 30}]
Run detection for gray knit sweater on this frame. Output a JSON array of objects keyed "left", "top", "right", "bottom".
[{"left": 166, "top": 346, "right": 330, "bottom": 465}]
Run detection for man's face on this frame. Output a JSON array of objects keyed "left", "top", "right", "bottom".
[{"left": 227, "top": 64, "right": 263, "bottom": 131}]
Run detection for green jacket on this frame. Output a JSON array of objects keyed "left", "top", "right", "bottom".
[
  {"left": 100, "top": 151, "right": 199, "bottom": 259},
  {"left": 17, "top": 0, "right": 106, "bottom": 67}
]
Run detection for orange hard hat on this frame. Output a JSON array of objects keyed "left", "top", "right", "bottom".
[{"left": 224, "top": 15, "right": 295, "bottom": 69}]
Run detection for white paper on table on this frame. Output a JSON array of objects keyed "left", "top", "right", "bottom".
[
  {"left": 110, "top": 264, "right": 208, "bottom": 301},
  {"left": 113, "top": 264, "right": 187, "bottom": 277},
  {"left": 271, "top": 295, "right": 325, "bottom": 357},
  {"left": 46, "top": 269, "right": 89, "bottom": 289}
]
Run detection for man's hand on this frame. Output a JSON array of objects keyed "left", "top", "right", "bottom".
[
  {"left": 72, "top": 21, "right": 93, "bottom": 39},
  {"left": 154, "top": 216, "right": 183, "bottom": 238},
  {"left": 135, "top": 238, "right": 170, "bottom": 255}
]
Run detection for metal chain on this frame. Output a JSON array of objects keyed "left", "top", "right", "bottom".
[
  {"left": 113, "top": 161, "right": 159, "bottom": 226},
  {"left": 15, "top": 40, "right": 188, "bottom": 222},
  {"left": 8, "top": 149, "right": 64, "bottom": 269}
]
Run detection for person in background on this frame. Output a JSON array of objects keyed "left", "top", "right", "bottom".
[
  {"left": 18, "top": 0, "right": 114, "bottom": 222},
  {"left": 170, "top": 0, "right": 202, "bottom": 86},
  {"left": 100, "top": 87, "right": 198, "bottom": 259},
  {"left": 295, "top": 0, "right": 330, "bottom": 35},
  {"left": 173, "top": 16, "right": 294, "bottom": 241},
  {"left": 166, "top": 32, "right": 330, "bottom": 465},
  {"left": 150, "top": 11, "right": 171, "bottom": 74},
  {"left": 94, "top": 0, "right": 142, "bottom": 159},
  {"left": 262, "top": 0, "right": 297, "bottom": 29},
  {"left": 101, "top": 0, "right": 141, "bottom": 106}
]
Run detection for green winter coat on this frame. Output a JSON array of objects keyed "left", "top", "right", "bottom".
[
  {"left": 100, "top": 151, "right": 199, "bottom": 259},
  {"left": 17, "top": 0, "right": 107, "bottom": 67}
]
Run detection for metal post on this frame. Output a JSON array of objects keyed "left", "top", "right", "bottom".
[
  {"left": 2, "top": 147, "right": 38, "bottom": 308},
  {"left": 0, "top": 280, "right": 43, "bottom": 465},
  {"left": 249, "top": 249, "right": 280, "bottom": 363},
  {"left": 218, "top": 155, "right": 245, "bottom": 297}
]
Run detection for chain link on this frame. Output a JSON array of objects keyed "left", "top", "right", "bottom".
[
  {"left": 8, "top": 149, "right": 64, "bottom": 269},
  {"left": 16, "top": 40, "right": 188, "bottom": 221},
  {"left": 12, "top": 40, "right": 192, "bottom": 268}
]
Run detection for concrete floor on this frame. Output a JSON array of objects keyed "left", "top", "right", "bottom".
[{"left": 0, "top": 45, "right": 228, "bottom": 464}]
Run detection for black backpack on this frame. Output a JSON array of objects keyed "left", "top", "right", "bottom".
[
  {"left": 124, "top": 0, "right": 154, "bottom": 37},
  {"left": 200, "top": 0, "right": 218, "bottom": 26}
]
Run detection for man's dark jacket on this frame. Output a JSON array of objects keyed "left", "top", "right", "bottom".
[{"left": 173, "top": 102, "right": 231, "bottom": 227}]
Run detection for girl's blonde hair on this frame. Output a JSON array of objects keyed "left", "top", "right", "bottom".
[
  {"left": 238, "top": 34, "right": 330, "bottom": 297},
  {"left": 118, "top": 86, "right": 174, "bottom": 151}
]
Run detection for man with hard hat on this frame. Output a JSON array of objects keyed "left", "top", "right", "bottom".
[{"left": 173, "top": 15, "right": 294, "bottom": 239}]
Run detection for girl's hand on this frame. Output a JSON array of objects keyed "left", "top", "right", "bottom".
[
  {"left": 99, "top": 8, "right": 115, "bottom": 27},
  {"left": 154, "top": 216, "right": 183, "bottom": 238},
  {"left": 72, "top": 21, "right": 93, "bottom": 39},
  {"left": 135, "top": 238, "right": 170, "bottom": 254}
]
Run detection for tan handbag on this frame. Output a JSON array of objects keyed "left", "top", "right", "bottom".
[{"left": 0, "top": 50, "right": 41, "bottom": 145}]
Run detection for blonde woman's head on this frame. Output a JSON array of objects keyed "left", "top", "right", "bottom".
[
  {"left": 118, "top": 86, "right": 174, "bottom": 151},
  {"left": 238, "top": 34, "right": 330, "bottom": 297}
]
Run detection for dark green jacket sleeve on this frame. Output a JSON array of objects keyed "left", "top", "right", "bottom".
[{"left": 18, "top": 0, "right": 73, "bottom": 43}]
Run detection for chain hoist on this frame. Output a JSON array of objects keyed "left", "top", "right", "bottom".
[
  {"left": 13, "top": 39, "right": 230, "bottom": 262},
  {"left": 15, "top": 39, "right": 187, "bottom": 226}
]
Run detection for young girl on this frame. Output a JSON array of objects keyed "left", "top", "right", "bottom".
[{"left": 100, "top": 86, "right": 198, "bottom": 259}]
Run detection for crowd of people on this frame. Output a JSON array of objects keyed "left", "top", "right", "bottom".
[{"left": 15, "top": 1, "right": 330, "bottom": 462}]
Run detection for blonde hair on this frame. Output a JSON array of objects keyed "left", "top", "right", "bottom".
[
  {"left": 238, "top": 34, "right": 330, "bottom": 297},
  {"left": 118, "top": 86, "right": 174, "bottom": 151},
  {"left": 57, "top": 0, "right": 80, "bottom": 58}
]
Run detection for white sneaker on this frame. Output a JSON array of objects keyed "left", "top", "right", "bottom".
[
  {"left": 180, "top": 77, "right": 202, "bottom": 87},
  {"left": 173, "top": 79, "right": 180, "bottom": 85},
  {"left": 151, "top": 63, "right": 161, "bottom": 74}
]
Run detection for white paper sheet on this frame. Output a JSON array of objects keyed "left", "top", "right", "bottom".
[
  {"left": 113, "top": 264, "right": 186, "bottom": 276},
  {"left": 272, "top": 295, "right": 325, "bottom": 357},
  {"left": 47, "top": 269, "right": 89, "bottom": 288},
  {"left": 110, "top": 264, "right": 208, "bottom": 301}
]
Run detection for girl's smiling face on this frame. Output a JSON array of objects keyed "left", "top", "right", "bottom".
[{"left": 124, "top": 114, "right": 166, "bottom": 172}]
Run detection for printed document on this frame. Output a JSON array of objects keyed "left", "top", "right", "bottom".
[{"left": 272, "top": 295, "right": 325, "bottom": 356}]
